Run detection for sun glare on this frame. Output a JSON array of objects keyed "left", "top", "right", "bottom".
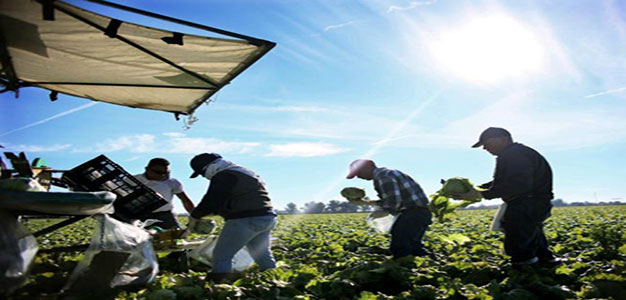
[{"left": 429, "top": 15, "right": 545, "bottom": 84}]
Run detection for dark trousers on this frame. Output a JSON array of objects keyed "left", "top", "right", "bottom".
[
  {"left": 502, "top": 200, "right": 554, "bottom": 263},
  {"left": 140, "top": 211, "right": 181, "bottom": 229},
  {"left": 390, "top": 208, "right": 432, "bottom": 258}
]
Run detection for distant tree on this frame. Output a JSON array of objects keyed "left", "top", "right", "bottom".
[
  {"left": 303, "top": 201, "right": 326, "bottom": 213},
  {"left": 326, "top": 200, "right": 342, "bottom": 213},
  {"left": 338, "top": 202, "right": 358, "bottom": 213},
  {"left": 358, "top": 205, "right": 375, "bottom": 212},
  {"left": 552, "top": 198, "right": 566, "bottom": 206},
  {"left": 285, "top": 202, "right": 299, "bottom": 213}
]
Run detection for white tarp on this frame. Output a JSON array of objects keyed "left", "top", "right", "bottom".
[{"left": 0, "top": 0, "right": 274, "bottom": 115}]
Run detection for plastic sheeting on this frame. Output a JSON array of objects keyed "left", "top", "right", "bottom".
[
  {"left": 0, "top": 210, "right": 38, "bottom": 295},
  {"left": 366, "top": 212, "right": 398, "bottom": 234},
  {"left": 0, "top": 0, "right": 274, "bottom": 115},
  {"left": 63, "top": 214, "right": 158, "bottom": 293},
  {"left": 189, "top": 235, "right": 254, "bottom": 272},
  {"left": 490, "top": 203, "right": 507, "bottom": 231}
]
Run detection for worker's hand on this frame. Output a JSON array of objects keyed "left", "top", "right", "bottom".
[
  {"left": 451, "top": 188, "right": 482, "bottom": 201},
  {"left": 186, "top": 218, "right": 216, "bottom": 234},
  {"left": 369, "top": 210, "right": 390, "bottom": 219},
  {"left": 186, "top": 217, "right": 200, "bottom": 233}
]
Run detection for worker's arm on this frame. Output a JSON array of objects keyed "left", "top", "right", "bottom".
[{"left": 176, "top": 191, "right": 195, "bottom": 214}]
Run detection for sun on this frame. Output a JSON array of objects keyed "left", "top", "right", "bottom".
[{"left": 429, "top": 15, "right": 545, "bottom": 84}]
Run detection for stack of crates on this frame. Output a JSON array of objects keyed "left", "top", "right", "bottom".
[{"left": 61, "top": 155, "right": 168, "bottom": 222}]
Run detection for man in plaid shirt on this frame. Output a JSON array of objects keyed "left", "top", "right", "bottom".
[{"left": 346, "top": 159, "right": 432, "bottom": 258}]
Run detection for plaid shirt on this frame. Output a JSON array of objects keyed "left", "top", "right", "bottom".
[{"left": 373, "top": 167, "right": 429, "bottom": 215}]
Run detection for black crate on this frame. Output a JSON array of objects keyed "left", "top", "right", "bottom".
[{"left": 61, "top": 155, "right": 168, "bottom": 221}]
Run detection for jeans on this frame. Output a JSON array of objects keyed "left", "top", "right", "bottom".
[
  {"left": 502, "top": 200, "right": 554, "bottom": 263},
  {"left": 390, "top": 209, "right": 432, "bottom": 258},
  {"left": 212, "top": 215, "right": 277, "bottom": 273}
]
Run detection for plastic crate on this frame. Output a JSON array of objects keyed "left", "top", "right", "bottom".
[{"left": 61, "top": 155, "right": 168, "bottom": 221}]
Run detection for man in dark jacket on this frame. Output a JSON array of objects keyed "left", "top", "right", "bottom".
[
  {"left": 456, "top": 127, "right": 557, "bottom": 268},
  {"left": 187, "top": 153, "right": 276, "bottom": 281}
]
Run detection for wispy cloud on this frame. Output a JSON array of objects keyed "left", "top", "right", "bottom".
[
  {"left": 266, "top": 142, "right": 349, "bottom": 157},
  {"left": 399, "top": 91, "right": 626, "bottom": 151},
  {"left": 0, "top": 102, "right": 97, "bottom": 137},
  {"left": 76, "top": 134, "right": 156, "bottom": 153},
  {"left": 73, "top": 133, "right": 261, "bottom": 154},
  {"left": 274, "top": 106, "right": 329, "bottom": 112},
  {"left": 163, "top": 135, "right": 260, "bottom": 154},
  {"left": 324, "top": 21, "right": 356, "bottom": 32},
  {"left": 387, "top": 1, "right": 437, "bottom": 13},
  {"left": 214, "top": 103, "right": 329, "bottom": 113},
  {"left": 584, "top": 86, "right": 626, "bottom": 98},
  {"left": 1, "top": 144, "right": 72, "bottom": 152}
]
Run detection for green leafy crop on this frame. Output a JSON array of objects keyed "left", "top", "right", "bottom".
[{"left": 429, "top": 177, "right": 483, "bottom": 222}]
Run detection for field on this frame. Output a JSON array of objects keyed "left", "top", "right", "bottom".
[{"left": 9, "top": 205, "right": 626, "bottom": 299}]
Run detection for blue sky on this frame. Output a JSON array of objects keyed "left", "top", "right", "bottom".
[{"left": 2, "top": 0, "right": 625, "bottom": 212}]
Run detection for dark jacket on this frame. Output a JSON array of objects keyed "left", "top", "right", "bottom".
[
  {"left": 480, "top": 143, "right": 553, "bottom": 203},
  {"left": 191, "top": 170, "right": 275, "bottom": 220}
]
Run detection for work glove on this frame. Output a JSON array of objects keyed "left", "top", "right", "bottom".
[{"left": 186, "top": 217, "right": 216, "bottom": 234}]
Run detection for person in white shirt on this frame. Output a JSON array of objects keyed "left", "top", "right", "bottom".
[{"left": 134, "top": 158, "right": 195, "bottom": 229}]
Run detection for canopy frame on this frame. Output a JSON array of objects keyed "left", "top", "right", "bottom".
[{"left": 0, "top": 0, "right": 276, "bottom": 117}]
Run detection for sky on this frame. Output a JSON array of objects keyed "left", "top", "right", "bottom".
[{"left": 2, "top": 0, "right": 626, "bottom": 213}]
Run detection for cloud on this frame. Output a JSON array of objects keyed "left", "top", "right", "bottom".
[
  {"left": 266, "top": 142, "right": 349, "bottom": 157},
  {"left": 584, "top": 86, "right": 626, "bottom": 98},
  {"left": 1, "top": 144, "right": 72, "bottom": 152},
  {"left": 387, "top": 1, "right": 437, "bottom": 13},
  {"left": 163, "top": 135, "right": 260, "bottom": 154},
  {"left": 274, "top": 106, "right": 329, "bottom": 112},
  {"left": 381, "top": 91, "right": 626, "bottom": 151},
  {"left": 0, "top": 102, "right": 97, "bottom": 137},
  {"left": 324, "top": 21, "right": 356, "bottom": 32},
  {"left": 77, "top": 134, "right": 156, "bottom": 153},
  {"left": 215, "top": 103, "right": 330, "bottom": 113},
  {"left": 73, "top": 133, "right": 261, "bottom": 154}
]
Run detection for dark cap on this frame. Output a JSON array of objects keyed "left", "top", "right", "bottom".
[
  {"left": 189, "top": 153, "right": 222, "bottom": 178},
  {"left": 472, "top": 127, "right": 511, "bottom": 148}
]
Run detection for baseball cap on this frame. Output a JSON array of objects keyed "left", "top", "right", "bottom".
[
  {"left": 472, "top": 127, "right": 511, "bottom": 148},
  {"left": 190, "top": 153, "right": 222, "bottom": 178},
  {"left": 346, "top": 159, "right": 375, "bottom": 179}
]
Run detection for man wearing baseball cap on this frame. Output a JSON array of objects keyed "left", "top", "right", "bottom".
[
  {"left": 456, "top": 127, "right": 558, "bottom": 269},
  {"left": 134, "top": 157, "right": 195, "bottom": 229},
  {"left": 187, "top": 153, "right": 276, "bottom": 282},
  {"left": 346, "top": 159, "right": 432, "bottom": 259}
]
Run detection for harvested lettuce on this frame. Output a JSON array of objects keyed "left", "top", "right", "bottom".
[
  {"left": 340, "top": 187, "right": 366, "bottom": 201},
  {"left": 429, "top": 177, "right": 483, "bottom": 222}
]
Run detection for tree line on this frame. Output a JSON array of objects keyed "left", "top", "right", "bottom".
[
  {"left": 280, "top": 200, "right": 376, "bottom": 214},
  {"left": 280, "top": 198, "right": 625, "bottom": 214}
]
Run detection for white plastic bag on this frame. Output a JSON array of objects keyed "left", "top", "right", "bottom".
[
  {"left": 63, "top": 215, "right": 158, "bottom": 293},
  {"left": 0, "top": 210, "right": 38, "bottom": 295},
  {"left": 189, "top": 236, "right": 254, "bottom": 272},
  {"left": 490, "top": 202, "right": 507, "bottom": 231},
  {"left": 366, "top": 212, "right": 398, "bottom": 234}
]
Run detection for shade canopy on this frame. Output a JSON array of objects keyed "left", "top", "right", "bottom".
[{"left": 0, "top": 0, "right": 275, "bottom": 116}]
